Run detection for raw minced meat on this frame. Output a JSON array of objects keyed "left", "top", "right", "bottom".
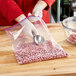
[
  {"left": 14, "top": 40, "right": 68, "bottom": 64},
  {"left": 68, "top": 34, "right": 76, "bottom": 44}
]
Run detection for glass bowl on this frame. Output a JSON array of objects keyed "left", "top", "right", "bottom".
[{"left": 62, "top": 16, "right": 76, "bottom": 44}]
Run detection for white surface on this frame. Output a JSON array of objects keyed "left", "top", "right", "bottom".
[{"left": 74, "top": 11, "right": 76, "bottom": 16}]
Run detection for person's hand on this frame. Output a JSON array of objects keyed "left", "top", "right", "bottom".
[
  {"left": 15, "top": 14, "right": 26, "bottom": 22},
  {"left": 32, "top": 4, "right": 43, "bottom": 18},
  {"left": 15, "top": 14, "right": 38, "bottom": 38},
  {"left": 32, "top": 0, "right": 47, "bottom": 18},
  {"left": 20, "top": 19, "right": 38, "bottom": 38}
]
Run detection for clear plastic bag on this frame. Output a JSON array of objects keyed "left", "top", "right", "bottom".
[{"left": 5, "top": 16, "right": 68, "bottom": 64}]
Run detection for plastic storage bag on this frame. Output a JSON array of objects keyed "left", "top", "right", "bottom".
[{"left": 5, "top": 16, "right": 68, "bottom": 64}]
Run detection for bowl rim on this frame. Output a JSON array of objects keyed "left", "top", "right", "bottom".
[{"left": 62, "top": 16, "right": 76, "bottom": 31}]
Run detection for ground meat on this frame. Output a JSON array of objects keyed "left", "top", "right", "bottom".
[
  {"left": 14, "top": 40, "right": 68, "bottom": 64},
  {"left": 68, "top": 34, "right": 76, "bottom": 44}
]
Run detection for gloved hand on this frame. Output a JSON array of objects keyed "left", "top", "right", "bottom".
[
  {"left": 32, "top": 4, "right": 43, "bottom": 18},
  {"left": 14, "top": 14, "right": 38, "bottom": 39},
  {"left": 20, "top": 19, "right": 38, "bottom": 38},
  {"left": 28, "top": 13, "right": 39, "bottom": 23}
]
